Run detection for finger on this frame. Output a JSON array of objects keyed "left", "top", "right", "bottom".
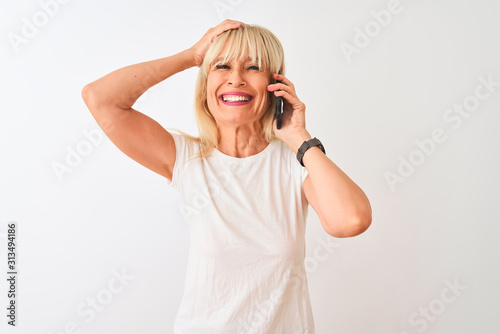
[
  {"left": 217, "top": 20, "right": 246, "bottom": 32},
  {"left": 268, "top": 83, "right": 297, "bottom": 101},
  {"left": 210, "top": 21, "right": 245, "bottom": 41},
  {"left": 221, "top": 19, "right": 246, "bottom": 25},
  {"left": 233, "top": 20, "right": 250, "bottom": 27},
  {"left": 272, "top": 73, "right": 295, "bottom": 88},
  {"left": 267, "top": 82, "right": 296, "bottom": 95},
  {"left": 273, "top": 89, "right": 303, "bottom": 107}
]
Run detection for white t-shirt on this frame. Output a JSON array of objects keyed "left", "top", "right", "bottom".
[{"left": 167, "top": 132, "right": 314, "bottom": 334}]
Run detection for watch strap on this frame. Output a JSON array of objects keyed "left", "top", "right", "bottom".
[{"left": 296, "top": 137, "right": 325, "bottom": 167}]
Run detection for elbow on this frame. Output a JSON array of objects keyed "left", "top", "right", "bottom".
[
  {"left": 324, "top": 211, "right": 372, "bottom": 238},
  {"left": 82, "top": 82, "right": 110, "bottom": 110},
  {"left": 81, "top": 84, "right": 109, "bottom": 125},
  {"left": 81, "top": 84, "right": 89, "bottom": 101},
  {"left": 81, "top": 83, "right": 106, "bottom": 117},
  {"left": 81, "top": 84, "right": 96, "bottom": 106},
  {"left": 350, "top": 212, "right": 372, "bottom": 237}
]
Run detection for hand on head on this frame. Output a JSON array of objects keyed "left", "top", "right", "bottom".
[{"left": 189, "top": 19, "right": 249, "bottom": 67}]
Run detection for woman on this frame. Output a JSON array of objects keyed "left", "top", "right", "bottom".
[{"left": 82, "top": 19, "right": 371, "bottom": 333}]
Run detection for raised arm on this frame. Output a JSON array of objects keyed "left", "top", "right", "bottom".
[
  {"left": 81, "top": 20, "right": 247, "bottom": 180},
  {"left": 81, "top": 50, "right": 197, "bottom": 180}
]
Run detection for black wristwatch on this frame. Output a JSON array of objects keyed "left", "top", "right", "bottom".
[{"left": 296, "top": 137, "right": 326, "bottom": 167}]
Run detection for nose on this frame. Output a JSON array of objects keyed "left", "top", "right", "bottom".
[{"left": 226, "top": 69, "right": 246, "bottom": 87}]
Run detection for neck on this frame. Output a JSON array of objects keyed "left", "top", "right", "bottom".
[{"left": 216, "top": 122, "right": 269, "bottom": 158}]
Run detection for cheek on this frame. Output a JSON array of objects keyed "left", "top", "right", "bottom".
[
  {"left": 206, "top": 78, "right": 218, "bottom": 105},
  {"left": 252, "top": 79, "right": 271, "bottom": 102}
]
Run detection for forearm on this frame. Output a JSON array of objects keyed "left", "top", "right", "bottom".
[
  {"left": 83, "top": 49, "right": 197, "bottom": 110},
  {"left": 293, "top": 131, "right": 372, "bottom": 235}
]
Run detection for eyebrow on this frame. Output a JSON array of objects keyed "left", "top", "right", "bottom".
[{"left": 212, "top": 56, "right": 260, "bottom": 64}]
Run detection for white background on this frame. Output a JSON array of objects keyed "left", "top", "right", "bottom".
[{"left": 1, "top": 0, "right": 499, "bottom": 333}]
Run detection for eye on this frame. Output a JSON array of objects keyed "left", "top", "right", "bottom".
[
  {"left": 215, "top": 64, "right": 230, "bottom": 69},
  {"left": 248, "top": 65, "right": 261, "bottom": 71}
]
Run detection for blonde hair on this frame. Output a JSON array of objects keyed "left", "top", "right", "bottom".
[{"left": 167, "top": 24, "right": 285, "bottom": 161}]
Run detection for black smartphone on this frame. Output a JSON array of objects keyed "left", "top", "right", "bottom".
[{"left": 274, "top": 74, "right": 283, "bottom": 129}]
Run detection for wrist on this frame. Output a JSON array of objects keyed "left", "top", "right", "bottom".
[
  {"left": 296, "top": 137, "right": 326, "bottom": 167},
  {"left": 185, "top": 48, "right": 203, "bottom": 68},
  {"left": 290, "top": 130, "right": 313, "bottom": 154}
]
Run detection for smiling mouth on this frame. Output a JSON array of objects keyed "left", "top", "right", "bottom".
[
  {"left": 221, "top": 95, "right": 253, "bottom": 102},
  {"left": 219, "top": 94, "right": 254, "bottom": 105}
]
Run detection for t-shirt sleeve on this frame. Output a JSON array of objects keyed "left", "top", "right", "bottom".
[
  {"left": 166, "top": 132, "right": 197, "bottom": 189},
  {"left": 288, "top": 142, "right": 309, "bottom": 184},
  {"left": 301, "top": 165, "right": 309, "bottom": 183}
]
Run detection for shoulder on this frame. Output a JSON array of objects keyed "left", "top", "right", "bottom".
[{"left": 169, "top": 131, "right": 201, "bottom": 153}]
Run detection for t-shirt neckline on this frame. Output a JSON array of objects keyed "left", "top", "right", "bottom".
[{"left": 213, "top": 140, "right": 277, "bottom": 161}]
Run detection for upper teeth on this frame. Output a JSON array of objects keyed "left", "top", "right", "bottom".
[{"left": 222, "top": 95, "right": 250, "bottom": 102}]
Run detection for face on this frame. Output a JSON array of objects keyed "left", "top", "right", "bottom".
[{"left": 206, "top": 48, "right": 271, "bottom": 128}]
